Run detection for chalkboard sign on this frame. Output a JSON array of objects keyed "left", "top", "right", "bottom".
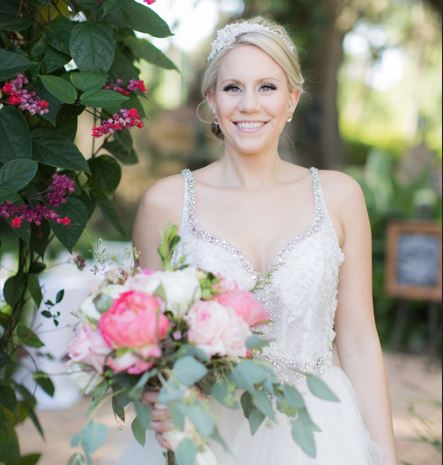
[{"left": 385, "top": 221, "right": 442, "bottom": 301}]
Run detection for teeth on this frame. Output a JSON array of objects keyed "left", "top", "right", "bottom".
[{"left": 236, "top": 122, "right": 265, "bottom": 129}]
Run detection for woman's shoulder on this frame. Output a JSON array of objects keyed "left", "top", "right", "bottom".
[
  {"left": 317, "top": 168, "right": 364, "bottom": 201},
  {"left": 139, "top": 172, "right": 185, "bottom": 215}
]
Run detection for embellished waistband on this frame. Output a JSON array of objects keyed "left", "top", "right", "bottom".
[{"left": 256, "top": 353, "right": 333, "bottom": 382}]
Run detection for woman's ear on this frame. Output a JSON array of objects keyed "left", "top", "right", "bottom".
[
  {"left": 206, "top": 92, "right": 216, "bottom": 114},
  {"left": 289, "top": 90, "right": 302, "bottom": 114}
]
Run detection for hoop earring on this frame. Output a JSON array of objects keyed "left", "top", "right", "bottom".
[
  {"left": 196, "top": 100, "right": 218, "bottom": 125},
  {"left": 287, "top": 114, "right": 293, "bottom": 123}
]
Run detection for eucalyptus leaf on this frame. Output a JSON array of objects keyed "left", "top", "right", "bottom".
[
  {"left": 134, "top": 400, "right": 152, "bottom": 429},
  {"left": 131, "top": 417, "right": 145, "bottom": 446},
  {"left": 252, "top": 389, "right": 275, "bottom": 420},
  {"left": 175, "top": 438, "right": 197, "bottom": 465},
  {"left": 172, "top": 356, "right": 208, "bottom": 386},
  {"left": 247, "top": 408, "right": 265, "bottom": 435},
  {"left": 182, "top": 403, "right": 215, "bottom": 438},
  {"left": 282, "top": 384, "right": 305, "bottom": 409},
  {"left": 291, "top": 409, "right": 319, "bottom": 458},
  {"left": 306, "top": 375, "right": 340, "bottom": 402},
  {"left": 81, "top": 421, "right": 108, "bottom": 454}
]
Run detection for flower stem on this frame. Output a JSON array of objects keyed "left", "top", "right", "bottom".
[{"left": 166, "top": 450, "right": 176, "bottom": 465}]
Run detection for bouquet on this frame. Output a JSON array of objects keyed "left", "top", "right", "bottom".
[{"left": 67, "top": 225, "right": 339, "bottom": 465}]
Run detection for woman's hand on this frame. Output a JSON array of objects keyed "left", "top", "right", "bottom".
[{"left": 142, "top": 389, "right": 173, "bottom": 449}]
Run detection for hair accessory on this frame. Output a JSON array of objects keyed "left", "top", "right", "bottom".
[{"left": 207, "top": 20, "right": 295, "bottom": 62}]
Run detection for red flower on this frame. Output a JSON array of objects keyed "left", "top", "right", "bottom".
[
  {"left": 11, "top": 217, "right": 22, "bottom": 228},
  {"left": 57, "top": 216, "right": 71, "bottom": 225}
]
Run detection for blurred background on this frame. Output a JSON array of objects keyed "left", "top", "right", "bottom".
[{"left": 2, "top": 0, "right": 441, "bottom": 463}]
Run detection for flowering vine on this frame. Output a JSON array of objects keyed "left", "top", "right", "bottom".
[
  {"left": 103, "top": 78, "right": 147, "bottom": 96},
  {"left": 91, "top": 108, "right": 144, "bottom": 138}
]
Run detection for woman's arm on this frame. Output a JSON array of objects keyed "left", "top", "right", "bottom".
[{"left": 333, "top": 174, "right": 398, "bottom": 464}]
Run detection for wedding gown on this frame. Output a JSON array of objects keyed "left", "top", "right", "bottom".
[{"left": 105, "top": 167, "right": 385, "bottom": 465}]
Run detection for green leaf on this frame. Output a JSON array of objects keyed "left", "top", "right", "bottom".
[
  {"left": 19, "top": 453, "right": 41, "bottom": 465},
  {"left": 0, "top": 106, "right": 32, "bottom": 162},
  {"left": 28, "top": 274, "right": 43, "bottom": 307},
  {"left": 29, "top": 262, "right": 46, "bottom": 274},
  {"left": 44, "top": 15, "right": 74, "bottom": 55},
  {"left": 306, "top": 375, "right": 340, "bottom": 402},
  {"left": 291, "top": 409, "right": 318, "bottom": 458},
  {"left": 88, "top": 155, "right": 121, "bottom": 197},
  {"left": 112, "top": 395, "right": 125, "bottom": 422},
  {"left": 252, "top": 389, "right": 275, "bottom": 420},
  {"left": 172, "top": 356, "right": 208, "bottom": 386},
  {"left": 87, "top": 381, "right": 109, "bottom": 417},
  {"left": 211, "top": 379, "right": 238, "bottom": 409},
  {"left": 33, "top": 371, "right": 55, "bottom": 397},
  {"left": 245, "top": 334, "right": 269, "bottom": 350},
  {"left": 125, "top": 37, "right": 178, "bottom": 71},
  {"left": 134, "top": 401, "right": 152, "bottom": 429},
  {"left": 67, "top": 453, "right": 86, "bottom": 465},
  {"left": 231, "top": 360, "right": 268, "bottom": 391},
  {"left": 80, "top": 88, "right": 128, "bottom": 109},
  {"left": 0, "top": 383, "right": 17, "bottom": 412},
  {"left": 131, "top": 417, "right": 145, "bottom": 446},
  {"left": 182, "top": 403, "right": 215, "bottom": 437},
  {"left": 282, "top": 384, "right": 305, "bottom": 409},
  {"left": 0, "top": 427, "right": 20, "bottom": 465},
  {"left": 40, "top": 47, "right": 71, "bottom": 74},
  {"left": 247, "top": 408, "right": 265, "bottom": 435},
  {"left": 0, "top": 186, "right": 19, "bottom": 204},
  {"left": 51, "top": 198, "right": 89, "bottom": 252},
  {"left": 103, "top": 139, "right": 138, "bottom": 165},
  {"left": 0, "top": 159, "right": 37, "bottom": 191},
  {"left": 70, "top": 23, "right": 116, "bottom": 72},
  {"left": 81, "top": 421, "right": 108, "bottom": 454},
  {"left": 175, "top": 438, "right": 197, "bottom": 465},
  {"left": 56, "top": 289, "right": 64, "bottom": 303},
  {"left": 97, "top": 197, "right": 126, "bottom": 236},
  {"left": 3, "top": 274, "right": 27, "bottom": 307},
  {"left": 0, "top": 0, "right": 33, "bottom": 31},
  {"left": 31, "top": 128, "right": 89, "bottom": 172},
  {"left": 103, "top": 0, "right": 130, "bottom": 15},
  {"left": 70, "top": 71, "right": 108, "bottom": 91},
  {"left": 16, "top": 324, "right": 44, "bottom": 348},
  {"left": 0, "top": 48, "right": 32, "bottom": 80},
  {"left": 32, "top": 81, "right": 63, "bottom": 126},
  {"left": 39, "top": 75, "right": 78, "bottom": 104},
  {"left": 106, "top": 1, "right": 174, "bottom": 37}
]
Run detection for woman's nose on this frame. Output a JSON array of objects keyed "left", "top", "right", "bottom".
[{"left": 238, "top": 89, "right": 260, "bottom": 112}]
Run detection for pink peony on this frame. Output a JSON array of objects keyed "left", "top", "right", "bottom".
[
  {"left": 68, "top": 323, "right": 111, "bottom": 373},
  {"left": 98, "top": 290, "right": 170, "bottom": 373},
  {"left": 186, "top": 301, "right": 251, "bottom": 357},
  {"left": 214, "top": 290, "right": 270, "bottom": 327}
]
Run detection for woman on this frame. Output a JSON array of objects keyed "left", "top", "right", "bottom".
[{"left": 130, "top": 16, "right": 398, "bottom": 465}]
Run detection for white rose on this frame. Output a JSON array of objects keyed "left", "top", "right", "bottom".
[
  {"left": 67, "top": 366, "right": 103, "bottom": 395},
  {"left": 78, "top": 294, "right": 101, "bottom": 322}
]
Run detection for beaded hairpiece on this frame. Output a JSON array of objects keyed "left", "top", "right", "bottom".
[{"left": 207, "top": 20, "right": 295, "bottom": 62}]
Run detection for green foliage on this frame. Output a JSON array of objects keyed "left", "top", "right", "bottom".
[{"left": 0, "top": 1, "right": 176, "bottom": 464}]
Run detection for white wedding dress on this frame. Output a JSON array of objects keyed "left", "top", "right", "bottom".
[{"left": 105, "top": 167, "right": 385, "bottom": 465}]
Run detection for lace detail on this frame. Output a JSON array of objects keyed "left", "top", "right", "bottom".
[{"left": 173, "top": 167, "right": 345, "bottom": 385}]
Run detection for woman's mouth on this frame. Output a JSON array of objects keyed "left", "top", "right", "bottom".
[{"left": 233, "top": 121, "right": 269, "bottom": 133}]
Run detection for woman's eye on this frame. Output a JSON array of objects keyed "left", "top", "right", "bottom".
[
  {"left": 261, "top": 84, "right": 276, "bottom": 91},
  {"left": 223, "top": 84, "right": 276, "bottom": 92}
]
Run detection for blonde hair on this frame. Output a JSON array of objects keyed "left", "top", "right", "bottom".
[{"left": 201, "top": 16, "right": 305, "bottom": 140}]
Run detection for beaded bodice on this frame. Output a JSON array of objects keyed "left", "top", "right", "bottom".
[{"left": 173, "top": 167, "right": 345, "bottom": 384}]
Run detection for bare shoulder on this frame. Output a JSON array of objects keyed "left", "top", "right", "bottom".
[
  {"left": 317, "top": 169, "right": 366, "bottom": 212},
  {"left": 138, "top": 172, "right": 184, "bottom": 218}
]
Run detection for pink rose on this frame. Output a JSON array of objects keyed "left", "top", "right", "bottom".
[
  {"left": 186, "top": 301, "right": 251, "bottom": 357},
  {"left": 68, "top": 323, "right": 111, "bottom": 373},
  {"left": 107, "top": 352, "right": 154, "bottom": 375},
  {"left": 98, "top": 290, "right": 170, "bottom": 373},
  {"left": 214, "top": 290, "right": 270, "bottom": 327},
  {"left": 212, "top": 273, "right": 240, "bottom": 294}
]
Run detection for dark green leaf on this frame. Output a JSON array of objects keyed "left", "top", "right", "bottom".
[
  {"left": 30, "top": 221, "right": 51, "bottom": 257},
  {"left": 88, "top": 155, "right": 121, "bottom": 196},
  {"left": 106, "top": 2, "right": 173, "bottom": 37},
  {"left": 39, "top": 75, "right": 78, "bottom": 104},
  {"left": 0, "top": 106, "right": 32, "bottom": 162},
  {"left": 19, "top": 453, "right": 41, "bottom": 465},
  {"left": 70, "top": 23, "right": 116, "bottom": 72},
  {"left": 103, "top": 0, "right": 130, "bottom": 15},
  {"left": 0, "top": 48, "right": 32, "bottom": 80},
  {"left": 306, "top": 375, "right": 340, "bottom": 402},
  {"left": 80, "top": 88, "right": 128, "bottom": 109},
  {"left": 131, "top": 417, "right": 145, "bottom": 446},
  {"left": 55, "top": 289, "right": 64, "bottom": 303},
  {"left": 0, "top": 384, "right": 17, "bottom": 412},
  {"left": 0, "top": 427, "right": 20, "bottom": 465},
  {"left": 125, "top": 37, "right": 178, "bottom": 71},
  {"left": 87, "top": 381, "right": 109, "bottom": 417},
  {"left": 33, "top": 371, "right": 55, "bottom": 397},
  {"left": 40, "top": 47, "right": 71, "bottom": 74},
  {"left": 109, "top": 48, "right": 139, "bottom": 81},
  {"left": 31, "top": 128, "right": 89, "bottom": 172},
  {"left": 51, "top": 197, "right": 89, "bottom": 252},
  {"left": 0, "top": 186, "right": 20, "bottom": 204},
  {"left": 28, "top": 274, "right": 43, "bottom": 307},
  {"left": 3, "top": 274, "right": 27, "bottom": 307},
  {"left": 112, "top": 396, "right": 125, "bottom": 422},
  {"left": 70, "top": 71, "right": 108, "bottom": 91},
  {"left": 44, "top": 15, "right": 74, "bottom": 54},
  {"left": 175, "top": 438, "right": 197, "bottom": 465},
  {"left": 16, "top": 324, "right": 44, "bottom": 348},
  {"left": 103, "top": 138, "right": 138, "bottom": 165},
  {"left": 29, "top": 262, "right": 46, "bottom": 274},
  {"left": 0, "top": 0, "right": 33, "bottom": 31},
  {"left": 32, "top": 81, "right": 63, "bottom": 126},
  {"left": 97, "top": 197, "right": 126, "bottom": 236},
  {"left": 0, "top": 159, "right": 37, "bottom": 191}
]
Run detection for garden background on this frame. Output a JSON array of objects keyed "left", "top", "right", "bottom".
[{"left": 0, "top": 0, "right": 441, "bottom": 464}]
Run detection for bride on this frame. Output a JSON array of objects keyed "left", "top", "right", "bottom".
[{"left": 129, "top": 15, "right": 398, "bottom": 465}]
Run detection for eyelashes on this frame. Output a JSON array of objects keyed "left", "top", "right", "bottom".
[{"left": 222, "top": 84, "right": 277, "bottom": 93}]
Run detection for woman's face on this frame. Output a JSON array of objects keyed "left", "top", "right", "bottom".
[{"left": 207, "top": 44, "right": 300, "bottom": 156}]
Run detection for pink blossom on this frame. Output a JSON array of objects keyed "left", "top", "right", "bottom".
[
  {"left": 68, "top": 323, "right": 111, "bottom": 373},
  {"left": 1, "top": 74, "right": 49, "bottom": 115},
  {"left": 186, "top": 301, "right": 251, "bottom": 357},
  {"left": 214, "top": 290, "right": 270, "bottom": 327},
  {"left": 11, "top": 217, "right": 22, "bottom": 228},
  {"left": 91, "top": 108, "right": 144, "bottom": 138},
  {"left": 144, "top": 0, "right": 156, "bottom": 4},
  {"left": 46, "top": 173, "right": 75, "bottom": 207},
  {"left": 98, "top": 290, "right": 170, "bottom": 373},
  {"left": 103, "top": 78, "right": 147, "bottom": 95},
  {"left": 0, "top": 201, "right": 72, "bottom": 227}
]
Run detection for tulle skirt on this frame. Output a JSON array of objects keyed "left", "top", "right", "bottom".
[{"left": 102, "top": 366, "right": 385, "bottom": 465}]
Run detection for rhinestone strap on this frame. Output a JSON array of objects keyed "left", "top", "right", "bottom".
[{"left": 181, "top": 167, "right": 326, "bottom": 284}]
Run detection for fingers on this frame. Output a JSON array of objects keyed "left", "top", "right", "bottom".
[
  {"left": 151, "top": 419, "right": 174, "bottom": 434},
  {"left": 151, "top": 407, "right": 171, "bottom": 422},
  {"left": 142, "top": 389, "right": 159, "bottom": 405},
  {"left": 155, "top": 432, "right": 171, "bottom": 450}
]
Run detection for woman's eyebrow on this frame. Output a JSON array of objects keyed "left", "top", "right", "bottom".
[{"left": 221, "top": 77, "right": 281, "bottom": 84}]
